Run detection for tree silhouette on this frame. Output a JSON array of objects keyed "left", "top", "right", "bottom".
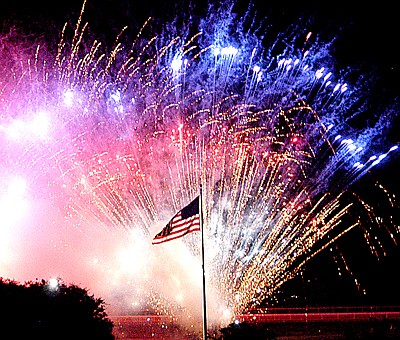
[{"left": 0, "top": 277, "right": 114, "bottom": 339}]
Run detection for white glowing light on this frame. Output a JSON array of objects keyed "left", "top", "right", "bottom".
[
  {"left": 221, "top": 46, "right": 238, "bottom": 56},
  {"left": 5, "top": 112, "right": 50, "bottom": 141},
  {"left": 1, "top": 177, "right": 28, "bottom": 227},
  {"left": 110, "top": 90, "right": 121, "bottom": 103},
  {"left": 0, "top": 176, "right": 29, "bottom": 262},
  {"left": 6, "top": 120, "right": 25, "bottom": 140},
  {"left": 222, "top": 308, "right": 232, "bottom": 319},
  {"left": 48, "top": 278, "right": 59, "bottom": 290},
  {"left": 324, "top": 72, "right": 332, "bottom": 81},
  {"left": 63, "top": 90, "right": 74, "bottom": 106},
  {"left": 315, "top": 67, "right": 325, "bottom": 79},
  {"left": 31, "top": 111, "right": 50, "bottom": 140},
  {"left": 175, "top": 293, "right": 184, "bottom": 303},
  {"left": 171, "top": 57, "right": 183, "bottom": 72}
]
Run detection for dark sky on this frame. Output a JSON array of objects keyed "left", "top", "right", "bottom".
[{"left": 1, "top": 0, "right": 398, "bottom": 66}]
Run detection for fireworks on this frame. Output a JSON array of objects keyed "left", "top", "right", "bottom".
[{"left": 0, "top": 0, "right": 398, "bottom": 331}]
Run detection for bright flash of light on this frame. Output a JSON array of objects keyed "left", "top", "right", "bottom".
[{"left": 48, "top": 277, "right": 60, "bottom": 290}]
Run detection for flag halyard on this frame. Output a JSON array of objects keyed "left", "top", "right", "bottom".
[{"left": 152, "top": 196, "right": 200, "bottom": 245}]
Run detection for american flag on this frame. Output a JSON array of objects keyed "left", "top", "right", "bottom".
[{"left": 152, "top": 196, "right": 200, "bottom": 245}]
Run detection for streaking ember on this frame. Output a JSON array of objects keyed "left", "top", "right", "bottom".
[{"left": 0, "top": 0, "right": 398, "bottom": 332}]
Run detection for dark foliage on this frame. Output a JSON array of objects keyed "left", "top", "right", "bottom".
[{"left": 0, "top": 277, "right": 114, "bottom": 339}]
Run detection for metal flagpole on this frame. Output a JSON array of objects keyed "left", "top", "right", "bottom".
[{"left": 199, "top": 185, "right": 207, "bottom": 340}]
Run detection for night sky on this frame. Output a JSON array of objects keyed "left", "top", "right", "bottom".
[
  {"left": 1, "top": 0, "right": 399, "bottom": 308},
  {"left": 1, "top": 0, "right": 399, "bottom": 92}
]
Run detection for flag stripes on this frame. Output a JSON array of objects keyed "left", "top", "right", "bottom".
[{"left": 152, "top": 196, "right": 200, "bottom": 245}]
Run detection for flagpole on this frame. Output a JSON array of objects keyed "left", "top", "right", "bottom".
[{"left": 199, "top": 186, "right": 207, "bottom": 340}]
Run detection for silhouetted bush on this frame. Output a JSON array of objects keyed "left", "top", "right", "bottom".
[{"left": 0, "top": 277, "right": 114, "bottom": 339}]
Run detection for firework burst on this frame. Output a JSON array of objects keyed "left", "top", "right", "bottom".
[{"left": 0, "top": 0, "right": 398, "bottom": 332}]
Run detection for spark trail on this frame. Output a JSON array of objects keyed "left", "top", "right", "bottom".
[{"left": 0, "top": 0, "right": 398, "bottom": 331}]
